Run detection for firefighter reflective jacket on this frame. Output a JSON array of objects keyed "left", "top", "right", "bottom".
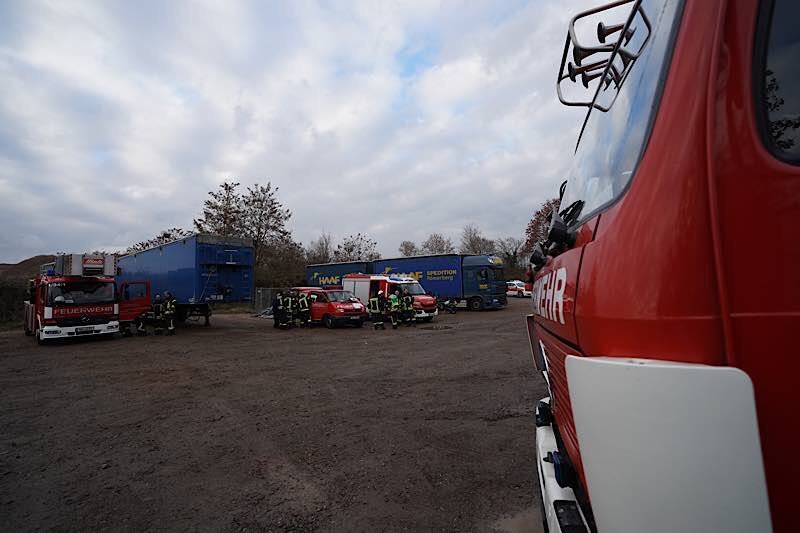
[
  {"left": 369, "top": 296, "right": 385, "bottom": 314},
  {"left": 389, "top": 294, "right": 400, "bottom": 311},
  {"left": 298, "top": 293, "right": 309, "bottom": 311}
]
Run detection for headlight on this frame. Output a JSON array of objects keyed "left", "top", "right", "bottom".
[{"left": 336, "top": 308, "right": 344, "bottom": 313}]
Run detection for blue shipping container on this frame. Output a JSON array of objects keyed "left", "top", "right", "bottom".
[{"left": 117, "top": 234, "right": 254, "bottom": 315}]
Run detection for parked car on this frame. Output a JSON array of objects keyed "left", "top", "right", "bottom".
[
  {"left": 293, "top": 287, "right": 367, "bottom": 328},
  {"left": 506, "top": 280, "right": 531, "bottom": 298}
]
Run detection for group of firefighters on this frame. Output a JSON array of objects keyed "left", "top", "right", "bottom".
[
  {"left": 272, "top": 290, "right": 313, "bottom": 329},
  {"left": 368, "top": 288, "right": 416, "bottom": 330},
  {"left": 270, "top": 288, "right": 418, "bottom": 330},
  {"left": 128, "top": 291, "right": 178, "bottom": 336}
]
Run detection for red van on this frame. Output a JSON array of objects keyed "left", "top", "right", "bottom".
[{"left": 293, "top": 287, "right": 367, "bottom": 328}]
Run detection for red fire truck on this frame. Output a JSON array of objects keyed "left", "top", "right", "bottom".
[
  {"left": 342, "top": 274, "right": 438, "bottom": 322},
  {"left": 24, "top": 254, "right": 121, "bottom": 343},
  {"left": 529, "top": 1, "right": 797, "bottom": 532}
]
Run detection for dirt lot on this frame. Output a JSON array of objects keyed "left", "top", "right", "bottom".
[{"left": 0, "top": 298, "right": 546, "bottom": 532}]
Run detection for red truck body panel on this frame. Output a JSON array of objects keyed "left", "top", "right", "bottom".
[{"left": 532, "top": 0, "right": 798, "bottom": 529}]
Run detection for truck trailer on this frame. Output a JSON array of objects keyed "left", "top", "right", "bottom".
[
  {"left": 529, "top": 1, "right": 796, "bottom": 532},
  {"left": 116, "top": 234, "right": 254, "bottom": 325},
  {"left": 305, "top": 261, "right": 370, "bottom": 287}
]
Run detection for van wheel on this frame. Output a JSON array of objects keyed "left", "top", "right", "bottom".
[
  {"left": 468, "top": 297, "right": 484, "bottom": 311},
  {"left": 354, "top": 319, "right": 364, "bottom": 328},
  {"left": 323, "top": 315, "right": 334, "bottom": 329}
]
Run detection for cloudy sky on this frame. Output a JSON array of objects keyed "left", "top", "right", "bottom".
[{"left": 0, "top": 0, "right": 596, "bottom": 263}]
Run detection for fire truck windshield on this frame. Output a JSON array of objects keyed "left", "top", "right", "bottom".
[
  {"left": 396, "top": 283, "right": 426, "bottom": 295},
  {"left": 47, "top": 281, "right": 116, "bottom": 306}
]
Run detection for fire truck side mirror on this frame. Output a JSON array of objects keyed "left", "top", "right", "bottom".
[
  {"left": 530, "top": 244, "right": 547, "bottom": 268},
  {"left": 548, "top": 211, "right": 575, "bottom": 248}
]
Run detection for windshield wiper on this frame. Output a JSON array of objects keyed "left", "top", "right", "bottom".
[{"left": 559, "top": 199, "right": 585, "bottom": 227}]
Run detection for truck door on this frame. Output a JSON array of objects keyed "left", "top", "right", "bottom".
[
  {"left": 310, "top": 291, "right": 327, "bottom": 321},
  {"left": 119, "top": 281, "right": 151, "bottom": 323}
]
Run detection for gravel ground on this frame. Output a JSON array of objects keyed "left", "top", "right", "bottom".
[{"left": 0, "top": 297, "right": 546, "bottom": 532}]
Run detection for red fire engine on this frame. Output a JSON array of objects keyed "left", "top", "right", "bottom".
[
  {"left": 529, "top": 1, "right": 797, "bottom": 532},
  {"left": 342, "top": 274, "right": 438, "bottom": 322},
  {"left": 24, "top": 254, "right": 120, "bottom": 343}
]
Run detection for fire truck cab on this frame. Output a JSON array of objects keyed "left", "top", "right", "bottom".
[
  {"left": 342, "top": 274, "right": 438, "bottom": 321},
  {"left": 24, "top": 254, "right": 120, "bottom": 343},
  {"left": 529, "top": 1, "right": 798, "bottom": 532}
]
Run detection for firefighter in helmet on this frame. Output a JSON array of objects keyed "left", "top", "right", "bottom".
[
  {"left": 152, "top": 294, "right": 164, "bottom": 335},
  {"left": 275, "top": 291, "right": 287, "bottom": 329},
  {"left": 297, "top": 291, "right": 311, "bottom": 327},
  {"left": 388, "top": 289, "right": 401, "bottom": 329},
  {"left": 369, "top": 290, "right": 386, "bottom": 330},
  {"left": 164, "top": 291, "right": 177, "bottom": 335},
  {"left": 402, "top": 287, "right": 416, "bottom": 327},
  {"left": 286, "top": 291, "right": 296, "bottom": 328}
]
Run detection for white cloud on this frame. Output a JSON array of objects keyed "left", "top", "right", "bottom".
[{"left": 0, "top": 0, "right": 597, "bottom": 262}]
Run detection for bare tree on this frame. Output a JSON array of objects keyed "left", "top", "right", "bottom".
[
  {"left": 459, "top": 224, "right": 495, "bottom": 255},
  {"left": 420, "top": 233, "right": 455, "bottom": 254},
  {"left": 398, "top": 240, "right": 419, "bottom": 257},
  {"left": 241, "top": 183, "right": 292, "bottom": 267},
  {"left": 193, "top": 181, "right": 243, "bottom": 237},
  {"left": 496, "top": 236, "right": 524, "bottom": 268},
  {"left": 126, "top": 228, "right": 193, "bottom": 254},
  {"left": 305, "top": 232, "right": 334, "bottom": 264},
  {"left": 257, "top": 237, "right": 306, "bottom": 287},
  {"left": 523, "top": 198, "right": 560, "bottom": 252},
  {"left": 333, "top": 233, "right": 381, "bottom": 262}
]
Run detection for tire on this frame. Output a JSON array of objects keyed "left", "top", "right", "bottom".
[
  {"left": 35, "top": 328, "right": 46, "bottom": 346},
  {"left": 323, "top": 315, "right": 334, "bottom": 329},
  {"left": 354, "top": 319, "right": 364, "bottom": 328},
  {"left": 468, "top": 297, "right": 484, "bottom": 312},
  {"left": 517, "top": 290, "right": 524, "bottom": 298}
]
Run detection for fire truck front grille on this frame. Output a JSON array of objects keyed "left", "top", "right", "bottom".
[{"left": 56, "top": 316, "right": 109, "bottom": 327}]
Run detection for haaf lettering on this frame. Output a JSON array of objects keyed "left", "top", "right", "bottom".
[
  {"left": 318, "top": 275, "right": 340, "bottom": 285},
  {"left": 532, "top": 267, "right": 567, "bottom": 325}
]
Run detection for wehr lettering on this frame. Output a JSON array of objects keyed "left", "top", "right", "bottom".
[{"left": 532, "top": 267, "right": 566, "bottom": 325}]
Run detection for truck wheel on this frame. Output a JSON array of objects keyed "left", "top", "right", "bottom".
[
  {"left": 468, "top": 297, "right": 484, "bottom": 311},
  {"left": 323, "top": 315, "right": 334, "bottom": 329}
]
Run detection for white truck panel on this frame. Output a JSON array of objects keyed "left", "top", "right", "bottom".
[{"left": 566, "top": 356, "right": 772, "bottom": 533}]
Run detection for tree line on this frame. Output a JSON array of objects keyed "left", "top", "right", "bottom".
[{"left": 127, "top": 180, "right": 562, "bottom": 287}]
